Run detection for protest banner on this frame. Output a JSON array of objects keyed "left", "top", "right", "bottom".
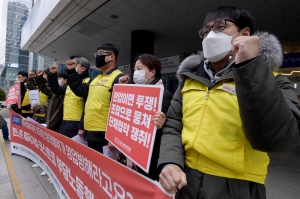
[
  {"left": 14, "top": 81, "right": 21, "bottom": 108},
  {"left": 10, "top": 111, "right": 173, "bottom": 199},
  {"left": 5, "top": 86, "right": 17, "bottom": 105},
  {"left": 105, "top": 84, "right": 164, "bottom": 173},
  {"left": 28, "top": 89, "right": 40, "bottom": 105}
]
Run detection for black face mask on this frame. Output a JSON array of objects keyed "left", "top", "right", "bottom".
[{"left": 95, "top": 54, "right": 112, "bottom": 68}]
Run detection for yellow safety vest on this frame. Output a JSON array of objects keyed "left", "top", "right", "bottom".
[
  {"left": 181, "top": 77, "right": 269, "bottom": 184},
  {"left": 84, "top": 69, "right": 123, "bottom": 131},
  {"left": 21, "top": 90, "right": 33, "bottom": 114},
  {"left": 63, "top": 78, "right": 90, "bottom": 121}
]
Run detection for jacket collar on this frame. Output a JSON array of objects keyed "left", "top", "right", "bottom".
[
  {"left": 149, "top": 76, "right": 162, "bottom": 85},
  {"left": 99, "top": 67, "right": 118, "bottom": 76},
  {"left": 79, "top": 72, "right": 89, "bottom": 79},
  {"left": 177, "top": 32, "right": 283, "bottom": 82}
]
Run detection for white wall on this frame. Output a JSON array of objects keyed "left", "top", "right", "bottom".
[{"left": 21, "top": 0, "right": 70, "bottom": 49}]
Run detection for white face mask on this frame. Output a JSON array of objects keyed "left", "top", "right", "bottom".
[
  {"left": 202, "top": 31, "right": 238, "bottom": 62},
  {"left": 16, "top": 77, "right": 19, "bottom": 81},
  {"left": 133, "top": 70, "right": 149, "bottom": 84},
  {"left": 58, "top": 79, "right": 63, "bottom": 86}
]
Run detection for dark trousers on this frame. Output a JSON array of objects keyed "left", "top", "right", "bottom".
[
  {"left": 84, "top": 131, "right": 108, "bottom": 154},
  {"left": 87, "top": 141, "right": 108, "bottom": 154},
  {"left": 59, "top": 120, "right": 79, "bottom": 138},
  {"left": 22, "top": 113, "right": 33, "bottom": 118},
  {"left": 1, "top": 125, "right": 9, "bottom": 140},
  {"left": 176, "top": 166, "right": 266, "bottom": 199}
]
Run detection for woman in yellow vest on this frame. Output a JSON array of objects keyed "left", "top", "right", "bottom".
[
  {"left": 31, "top": 71, "right": 51, "bottom": 124},
  {"left": 47, "top": 57, "right": 90, "bottom": 138},
  {"left": 158, "top": 6, "right": 300, "bottom": 199},
  {"left": 10, "top": 71, "right": 31, "bottom": 117}
]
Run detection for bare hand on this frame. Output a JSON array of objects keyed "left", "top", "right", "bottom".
[
  {"left": 78, "top": 129, "right": 84, "bottom": 137},
  {"left": 36, "top": 70, "right": 43, "bottom": 76},
  {"left": 65, "top": 60, "right": 77, "bottom": 70},
  {"left": 30, "top": 104, "right": 36, "bottom": 110},
  {"left": 159, "top": 165, "right": 187, "bottom": 194},
  {"left": 232, "top": 36, "right": 260, "bottom": 64},
  {"left": 153, "top": 111, "right": 166, "bottom": 129},
  {"left": 28, "top": 72, "right": 35, "bottom": 78},
  {"left": 108, "top": 142, "right": 116, "bottom": 151},
  {"left": 49, "top": 65, "right": 58, "bottom": 74},
  {"left": 17, "top": 75, "right": 26, "bottom": 82},
  {"left": 119, "top": 75, "right": 130, "bottom": 84}
]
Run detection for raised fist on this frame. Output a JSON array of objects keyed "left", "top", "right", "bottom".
[
  {"left": 119, "top": 75, "right": 130, "bottom": 84},
  {"left": 28, "top": 72, "right": 36, "bottom": 78},
  {"left": 17, "top": 75, "right": 26, "bottom": 82},
  {"left": 36, "top": 70, "right": 43, "bottom": 76},
  {"left": 49, "top": 65, "right": 58, "bottom": 74},
  {"left": 65, "top": 60, "right": 77, "bottom": 70}
]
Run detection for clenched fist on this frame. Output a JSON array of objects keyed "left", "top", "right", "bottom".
[
  {"left": 28, "top": 72, "right": 36, "bottom": 78},
  {"left": 118, "top": 75, "right": 130, "bottom": 84},
  {"left": 159, "top": 165, "right": 187, "bottom": 194},
  {"left": 49, "top": 65, "right": 58, "bottom": 74},
  {"left": 36, "top": 70, "right": 43, "bottom": 76},
  {"left": 17, "top": 75, "right": 26, "bottom": 82},
  {"left": 232, "top": 36, "right": 260, "bottom": 64},
  {"left": 65, "top": 60, "right": 77, "bottom": 70}
]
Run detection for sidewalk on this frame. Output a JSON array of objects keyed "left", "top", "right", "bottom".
[{"left": 0, "top": 110, "right": 59, "bottom": 199}]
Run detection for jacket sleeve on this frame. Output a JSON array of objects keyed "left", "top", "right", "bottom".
[
  {"left": 162, "top": 89, "right": 173, "bottom": 114},
  {"left": 20, "top": 81, "right": 26, "bottom": 97},
  {"left": 47, "top": 73, "right": 67, "bottom": 95},
  {"left": 47, "top": 98, "right": 63, "bottom": 131},
  {"left": 158, "top": 82, "right": 185, "bottom": 172},
  {"left": 66, "top": 70, "right": 90, "bottom": 98},
  {"left": 21, "top": 104, "right": 31, "bottom": 110},
  {"left": 233, "top": 56, "right": 300, "bottom": 152},
  {"left": 78, "top": 110, "right": 84, "bottom": 130},
  {"left": 34, "top": 75, "right": 52, "bottom": 97}
]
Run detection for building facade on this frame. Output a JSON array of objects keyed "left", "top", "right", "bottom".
[{"left": 0, "top": 0, "right": 56, "bottom": 92}]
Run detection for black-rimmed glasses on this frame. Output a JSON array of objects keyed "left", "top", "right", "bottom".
[
  {"left": 94, "top": 50, "right": 112, "bottom": 57},
  {"left": 198, "top": 18, "right": 236, "bottom": 38}
]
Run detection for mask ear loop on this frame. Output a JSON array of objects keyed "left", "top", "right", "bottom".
[{"left": 224, "top": 51, "right": 234, "bottom": 68}]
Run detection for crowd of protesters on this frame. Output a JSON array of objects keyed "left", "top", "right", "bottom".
[{"left": 2, "top": 5, "right": 300, "bottom": 199}]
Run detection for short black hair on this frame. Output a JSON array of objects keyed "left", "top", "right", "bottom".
[
  {"left": 18, "top": 70, "right": 28, "bottom": 77},
  {"left": 203, "top": 6, "right": 254, "bottom": 35},
  {"left": 57, "top": 71, "right": 68, "bottom": 79},
  {"left": 97, "top": 43, "right": 119, "bottom": 60},
  {"left": 135, "top": 54, "right": 162, "bottom": 78},
  {"left": 73, "top": 57, "right": 90, "bottom": 72}
]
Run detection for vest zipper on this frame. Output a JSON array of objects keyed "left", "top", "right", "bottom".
[{"left": 206, "top": 90, "right": 210, "bottom": 99}]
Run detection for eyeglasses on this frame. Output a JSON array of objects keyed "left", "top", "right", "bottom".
[
  {"left": 198, "top": 18, "right": 236, "bottom": 38},
  {"left": 94, "top": 50, "right": 112, "bottom": 57}
]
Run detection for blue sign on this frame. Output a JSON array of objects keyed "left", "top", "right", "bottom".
[
  {"left": 281, "top": 53, "right": 300, "bottom": 68},
  {"left": 12, "top": 115, "right": 22, "bottom": 126}
]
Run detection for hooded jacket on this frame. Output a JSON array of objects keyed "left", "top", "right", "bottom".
[{"left": 158, "top": 32, "right": 300, "bottom": 184}]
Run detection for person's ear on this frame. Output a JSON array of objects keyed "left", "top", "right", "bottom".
[
  {"left": 81, "top": 67, "right": 86, "bottom": 72},
  {"left": 151, "top": 69, "right": 156, "bottom": 77},
  {"left": 110, "top": 53, "right": 115, "bottom": 61},
  {"left": 242, "top": 27, "right": 250, "bottom": 36}
]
